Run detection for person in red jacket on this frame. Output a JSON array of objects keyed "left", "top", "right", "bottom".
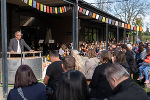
[{"left": 137, "top": 49, "right": 150, "bottom": 83}]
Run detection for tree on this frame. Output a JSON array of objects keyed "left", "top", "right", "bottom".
[
  {"left": 113, "top": 0, "right": 150, "bottom": 24},
  {"left": 95, "top": 0, "right": 112, "bottom": 13}
]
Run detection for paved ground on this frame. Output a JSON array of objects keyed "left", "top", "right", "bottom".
[{"left": 0, "top": 87, "right": 13, "bottom": 100}]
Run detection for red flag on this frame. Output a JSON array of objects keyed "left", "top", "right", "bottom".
[
  {"left": 62, "top": 7, "right": 65, "bottom": 13},
  {"left": 37, "top": 3, "right": 40, "bottom": 10},
  {"left": 47, "top": 6, "right": 49, "bottom": 13},
  {"left": 50, "top": 7, "right": 53, "bottom": 13}
]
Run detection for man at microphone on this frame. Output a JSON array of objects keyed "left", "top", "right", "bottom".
[{"left": 8, "top": 31, "right": 34, "bottom": 53}]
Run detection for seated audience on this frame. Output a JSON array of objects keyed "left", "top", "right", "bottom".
[
  {"left": 104, "top": 63, "right": 149, "bottom": 100},
  {"left": 89, "top": 50, "right": 113, "bottom": 100},
  {"left": 7, "top": 65, "right": 46, "bottom": 100},
  {"left": 137, "top": 49, "right": 150, "bottom": 83},
  {"left": 55, "top": 70, "right": 90, "bottom": 100}
]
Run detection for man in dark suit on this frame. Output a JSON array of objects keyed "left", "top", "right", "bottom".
[{"left": 8, "top": 31, "right": 34, "bottom": 53}]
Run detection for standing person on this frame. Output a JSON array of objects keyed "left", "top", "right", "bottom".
[
  {"left": 121, "top": 44, "right": 137, "bottom": 75},
  {"left": 90, "top": 50, "right": 113, "bottom": 100},
  {"left": 104, "top": 63, "right": 149, "bottom": 100},
  {"left": 8, "top": 31, "right": 34, "bottom": 53},
  {"left": 55, "top": 70, "right": 90, "bottom": 100},
  {"left": 85, "top": 49, "right": 99, "bottom": 79},
  {"left": 7, "top": 65, "right": 46, "bottom": 100}
]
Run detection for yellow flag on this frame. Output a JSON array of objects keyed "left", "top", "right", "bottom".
[
  {"left": 137, "top": 26, "right": 140, "bottom": 31},
  {"left": 40, "top": 4, "right": 43, "bottom": 11},
  {"left": 60, "top": 7, "right": 62, "bottom": 13},
  {"left": 29, "top": 0, "right": 32, "bottom": 6},
  {"left": 102, "top": 17, "right": 105, "bottom": 22},
  {"left": 55, "top": 7, "right": 58, "bottom": 14}
]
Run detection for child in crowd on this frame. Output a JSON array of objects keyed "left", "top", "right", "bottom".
[{"left": 137, "top": 49, "right": 150, "bottom": 83}]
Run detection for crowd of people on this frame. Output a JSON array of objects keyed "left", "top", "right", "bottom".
[{"left": 7, "top": 39, "right": 150, "bottom": 100}]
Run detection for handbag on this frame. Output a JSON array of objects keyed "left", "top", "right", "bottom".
[{"left": 17, "top": 88, "right": 28, "bottom": 100}]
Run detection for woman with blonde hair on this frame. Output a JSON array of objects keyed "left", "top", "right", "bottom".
[{"left": 71, "top": 50, "right": 87, "bottom": 75}]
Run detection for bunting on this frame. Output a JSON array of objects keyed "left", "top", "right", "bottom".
[
  {"left": 109, "top": 19, "right": 111, "bottom": 24},
  {"left": 112, "top": 20, "right": 115, "bottom": 25},
  {"left": 40, "top": 4, "right": 43, "bottom": 11},
  {"left": 79, "top": 7, "right": 83, "bottom": 13},
  {"left": 140, "top": 26, "right": 142, "bottom": 32},
  {"left": 122, "top": 23, "right": 124, "bottom": 28},
  {"left": 50, "top": 7, "right": 53, "bottom": 13},
  {"left": 96, "top": 14, "right": 99, "bottom": 20},
  {"left": 137, "top": 26, "right": 140, "bottom": 31},
  {"left": 92, "top": 13, "right": 96, "bottom": 19},
  {"left": 119, "top": 22, "right": 122, "bottom": 27},
  {"left": 60, "top": 7, "right": 62, "bottom": 13},
  {"left": 86, "top": 10, "right": 89, "bottom": 16},
  {"left": 125, "top": 24, "right": 128, "bottom": 29},
  {"left": 47, "top": 6, "right": 49, "bottom": 13},
  {"left": 55, "top": 7, "right": 58, "bottom": 14},
  {"left": 99, "top": 16, "right": 102, "bottom": 21},
  {"left": 134, "top": 26, "right": 137, "bottom": 31},
  {"left": 128, "top": 24, "right": 131, "bottom": 29},
  {"left": 44, "top": 5, "right": 46, "bottom": 12},
  {"left": 29, "top": 0, "right": 32, "bottom": 6},
  {"left": 33, "top": 0, "right": 36, "bottom": 8},
  {"left": 106, "top": 18, "right": 109, "bottom": 23},
  {"left": 82, "top": 9, "right": 86, "bottom": 14},
  {"left": 37, "top": 3, "right": 40, "bottom": 10},
  {"left": 115, "top": 21, "right": 118, "bottom": 26},
  {"left": 89, "top": 12, "right": 93, "bottom": 17},
  {"left": 131, "top": 25, "right": 134, "bottom": 30},
  {"left": 24, "top": 0, "right": 28, "bottom": 4},
  {"left": 102, "top": 17, "right": 105, "bottom": 22}
]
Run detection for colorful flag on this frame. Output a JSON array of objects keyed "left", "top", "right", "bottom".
[
  {"left": 57, "top": 7, "right": 60, "bottom": 13},
  {"left": 125, "top": 24, "right": 128, "bottom": 29},
  {"left": 64, "top": 6, "right": 67, "bottom": 12},
  {"left": 44, "top": 5, "right": 46, "bottom": 12},
  {"left": 62, "top": 7, "right": 65, "bottom": 13},
  {"left": 89, "top": 12, "right": 93, "bottom": 17},
  {"left": 140, "top": 26, "right": 142, "bottom": 31},
  {"left": 92, "top": 13, "right": 96, "bottom": 18},
  {"left": 24, "top": 0, "right": 28, "bottom": 4},
  {"left": 86, "top": 10, "right": 89, "bottom": 16},
  {"left": 111, "top": 20, "right": 115, "bottom": 25},
  {"left": 128, "top": 24, "right": 131, "bottom": 29},
  {"left": 131, "top": 25, "right": 134, "bottom": 30},
  {"left": 119, "top": 22, "right": 122, "bottom": 27},
  {"left": 102, "top": 17, "right": 105, "bottom": 22},
  {"left": 37, "top": 3, "right": 40, "bottom": 10},
  {"left": 115, "top": 21, "right": 118, "bottom": 26},
  {"left": 79, "top": 7, "right": 83, "bottom": 13},
  {"left": 47, "top": 6, "right": 49, "bottom": 13},
  {"left": 29, "top": 0, "right": 32, "bottom": 6},
  {"left": 99, "top": 16, "right": 102, "bottom": 21},
  {"left": 60, "top": 7, "right": 62, "bottom": 13},
  {"left": 55, "top": 7, "right": 58, "bottom": 14},
  {"left": 122, "top": 23, "right": 124, "bottom": 28},
  {"left": 134, "top": 26, "right": 136, "bottom": 31},
  {"left": 137, "top": 26, "right": 140, "bottom": 31},
  {"left": 82, "top": 9, "right": 86, "bottom": 14},
  {"left": 106, "top": 18, "right": 109, "bottom": 23},
  {"left": 40, "top": 4, "right": 43, "bottom": 11},
  {"left": 50, "top": 7, "right": 53, "bottom": 13},
  {"left": 109, "top": 19, "right": 111, "bottom": 24},
  {"left": 96, "top": 14, "right": 99, "bottom": 20},
  {"left": 33, "top": 0, "right": 36, "bottom": 8},
  {"left": 52, "top": 7, "right": 55, "bottom": 13}
]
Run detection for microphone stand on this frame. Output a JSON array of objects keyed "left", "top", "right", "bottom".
[{"left": 20, "top": 39, "right": 23, "bottom": 65}]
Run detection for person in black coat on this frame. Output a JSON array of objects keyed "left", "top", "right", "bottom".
[
  {"left": 121, "top": 44, "right": 137, "bottom": 74},
  {"left": 104, "top": 63, "right": 149, "bottom": 100},
  {"left": 7, "top": 65, "right": 46, "bottom": 100},
  {"left": 89, "top": 50, "right": 113, "bottom": 100}
]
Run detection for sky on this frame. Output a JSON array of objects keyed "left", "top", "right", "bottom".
[{"left": 85, "top": 0, "right": 150, "bottom": 32}]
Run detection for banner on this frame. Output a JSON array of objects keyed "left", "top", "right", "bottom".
[
  {"left": 125, "top": 24, "right": 128, "bottom": 29},
  {"left": 47, "top": 6, "right": 49, "bottom": 13},
  {"left": 96, "top": 14, "right": 99, "bottom": 20},
  {"left": 140, "top": 26, "right": 142, "bottom": 31},
  {"left": 44, "top": 5, "right": 46, "bottom": 12},
  {"left": 109, "top": 19, "right": 111, "bottom": 24},
  {"left": 102, "top": 17, "right": 105, "bottom": 22},
  {"left": 134, "top": 26, "right": 136, "bottom": 31},
  {"left": 33, "top": 0, "right": 36, "bottom": 8},
  {"left": 52, "top": 7, "right": 55, "bottom": 13},
  {"left": 40, "top": 4, "right": 43, "bottom": 11},
  {"left": 99, "top": 16, "right": 102, "bottom": 21},
  {"left": 86, "top": 10, "right": 89, "bottom": 16},
  {"left": 92, "top": 13, "right": 96, "bottom": 19},
  {"left": 79, "top": 7, "right": 83, "bottom": 13},
  {"left": 106, "top": 18, "right": 109, "bottom": 23},
  {"left": 122, "top": 23, "right": 124, "bottom": 28},
  {"left": 128, "top": 24, "right": 130, "bottom": 29},
  {"left": 131, "top": 25, "right": 134, "bottom": 30},
  {"left": 29, "top": 0, "right": 32, "bottom": 6},
  {"left": 137, "top": 26, "right": 140, "bottom": 31},
  {"left": 115, "top": 21, "right": 118, "bottom": 26},
  {"left": 55, "top": 7, "right": 58, "bottom": 14},
  {"left": 50, "top": 7, "right": 53, "bottom": 13},
  {"left": 37, "top": 3, "right": 40, "bottom": 10}
]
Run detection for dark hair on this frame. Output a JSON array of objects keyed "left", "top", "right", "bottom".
[
  {"left": 121, "top": 44, "right": 130, "bottom": 52},
  {"left": 100, "top": 50, "right": 112, "bottom": 63},
  {"left": 49, "top": 50, "right": 59, "bottom": 57},
  {"left": 146, "top": 49, "right": 150, "bottom": 55},
  {"left": 55, "top": 70, "right": 89, "bottom": 100},
  {"left": 14, "top": 65, "right": 38, "bottom": 88},
  {"left": 114, "top": 50, "right": 127, "bottom": 63},
  {"left": 87, "top": 49, "right": 96, "bottom": 58},
  {"left": 63, "top": 55, "right": 75, "bottom": 71}
]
